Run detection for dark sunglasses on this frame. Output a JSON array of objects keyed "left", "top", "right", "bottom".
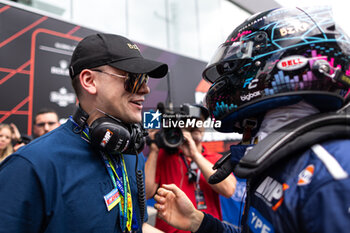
[{"left": 92, "top": 69, "right": 149, "bottom": 93}]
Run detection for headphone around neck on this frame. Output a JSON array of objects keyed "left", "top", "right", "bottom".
[{"left": 72, "top": 106, "right": 147, "bottom": 155}]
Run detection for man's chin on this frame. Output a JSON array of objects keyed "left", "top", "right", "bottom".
[{"left": 122, "top": 115, "right": 142, "bottom": 124}]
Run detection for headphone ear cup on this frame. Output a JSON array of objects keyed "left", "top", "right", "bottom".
[
  {"left": 90, "top": 117, "right": 131, "bottom": 154},
  {"left": 124, "top": 123, "right": 147, "bottom": 155}
]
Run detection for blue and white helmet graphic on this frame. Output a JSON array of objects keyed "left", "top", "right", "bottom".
[{"left": 203, "top": 6, "right": 350, "bottom": 133}]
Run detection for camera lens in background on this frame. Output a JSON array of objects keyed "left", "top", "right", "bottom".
[
  {"left": 162, "top": 128, "right": 183, "bottom": 148},
  {"left": 154, "top": 128, "right": 183, "bottom": 152}
]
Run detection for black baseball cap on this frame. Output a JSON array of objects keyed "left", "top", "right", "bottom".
[{"left": 69, "top": 33, "right": 168, "bottom": 78}]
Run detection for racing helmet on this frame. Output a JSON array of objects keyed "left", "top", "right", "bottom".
[{"left": 203, "top": 6, "right": 350, "bottom": 133}]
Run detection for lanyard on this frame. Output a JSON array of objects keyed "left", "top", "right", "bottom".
[
  {"left": 120, "top": 154, "right": 133, "bottom": 232},
  {"left": 101, "top": 152, "right": 133, "bottom": 232},
  {"left": 101, "top": 153, "right": 127, "bottom": 231},
  {"left": 69, "top": 116, "right": 90, "bottom": 142},
  {"left": 180, "top": 152, "right": 202, "bottom": 190},
  {"left": 196, "top": 169, "right": 201, "bottom": 189},
  {"left": 70, "top": 116, "right": 134, "bottom": 232},
  {"left": 101, "top": 153, "right": 125, "bottom": 196}
]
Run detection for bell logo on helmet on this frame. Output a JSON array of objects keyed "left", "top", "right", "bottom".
[
  {"left": 204, "top": 6, "right": 350, "bottom": 133},
  {"left": 277, "top": 55, "right": 308, "bottom": 71}
]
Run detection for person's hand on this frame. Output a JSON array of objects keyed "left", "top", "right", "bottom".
[
  {"left": 180, "top": 131, "right": 199, "bottom": 159},
  {"left": 147, "top": 129, "right": 160, "bottom": 152},
  {"left": 154, "top": 184, "right": 204, "bottom": 232},
  {"left": 10, "top": 123, "right": 21, "bottom": 142},
  {"left": 13, "top": 143, "right": 25, "bottom": 152}
]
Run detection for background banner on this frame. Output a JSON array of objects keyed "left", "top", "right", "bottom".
[{"left": 0, "top": 2, "right": 207, "bottom": 135}]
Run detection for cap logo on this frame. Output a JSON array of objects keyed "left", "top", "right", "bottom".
[
  {"left": 277, "top": 55, "right": 308, "bottom": 71},
  {"left": 127, "top": 43, "right": 140, "bottom": 51}
]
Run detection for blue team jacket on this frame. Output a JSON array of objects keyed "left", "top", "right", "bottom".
[
  {"left": 197, "top": 139, "right": 350, "bottom": 233},
  {"left": 0, "top": 120, "right": 147, "bottom": 233}
]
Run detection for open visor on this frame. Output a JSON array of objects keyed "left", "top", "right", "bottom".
[{"left": 203, "top": 40, "right": 254, "bottom": 83}]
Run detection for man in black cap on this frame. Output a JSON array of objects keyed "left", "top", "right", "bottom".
[{"left": 0, "top": 33, "right": 168, "bottom": 233}]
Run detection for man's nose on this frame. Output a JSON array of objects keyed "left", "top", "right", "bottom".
[
  {"left": 138, "top": 81, "right": 150, "bottom": 94},
  {"left": 44, "top": 123, "right": 50, "bottom": 131}
]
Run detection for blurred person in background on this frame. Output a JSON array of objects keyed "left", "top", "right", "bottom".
[
  {"left": 33, "top": 108, "right": 60, "bottom": 138},
  {"left": 145, "top": 104, "right": 236, "bottom": 233},
  {"left": 0, "top": 124, "right": 14, "bottom": 162},
  {"left": 8, "top": 108, "right": 58, "bottom": 151},
  {"left": 10, "top": 123, "right": 33, "bottom": 151}
]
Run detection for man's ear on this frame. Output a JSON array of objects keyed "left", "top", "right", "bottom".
[{"left": 79, "top": 69, "right": 97, "bottom": 95}]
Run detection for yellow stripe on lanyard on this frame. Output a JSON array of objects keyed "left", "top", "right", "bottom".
[
  {"left": 121, "top": 154, "right": 133, "bottom": 232},
  {"left": 107, "top": 154, "right": 130, "bottom": 231}
]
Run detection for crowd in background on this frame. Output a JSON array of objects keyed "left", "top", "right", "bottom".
[{"left": 0, "top": 108, "right": 60, "bottom": 162}]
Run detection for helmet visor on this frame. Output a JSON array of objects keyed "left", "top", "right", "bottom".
[{"left": 203, "top": 41, "right": 254, "bottom": 83}]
